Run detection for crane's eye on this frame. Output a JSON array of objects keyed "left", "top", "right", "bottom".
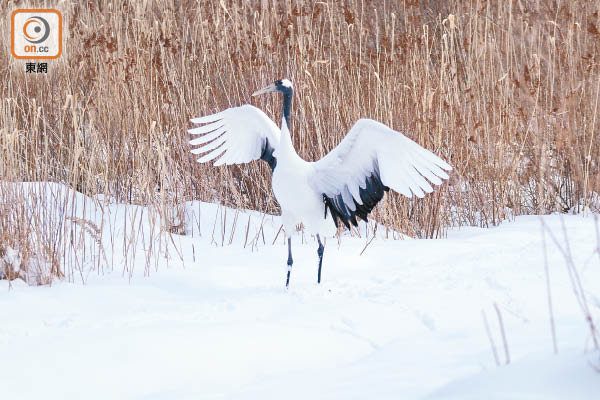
[{"left": 275, "top": 79, "right": 283, "bottom": 86}]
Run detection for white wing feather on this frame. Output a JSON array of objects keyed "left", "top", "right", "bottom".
[
  {"left": 188, "top": 105, "right": 280, "bottom": 167},
  {"left": 311, "top": 119, "right": 451, "bottom": 204}
]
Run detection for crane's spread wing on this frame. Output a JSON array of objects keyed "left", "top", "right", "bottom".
[
  {"left": 310, "top": 119, "right": 452, "bottom": 229},
  {"left": 188, "top": 105, "right": 281, "bottom": 171}
]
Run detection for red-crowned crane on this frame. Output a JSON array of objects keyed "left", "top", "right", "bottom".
[{"left": 189, "top": 79, "right": 452, "bottom": 288}]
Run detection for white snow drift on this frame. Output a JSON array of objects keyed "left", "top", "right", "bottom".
[{"left": 0, "top": 183, "right": 599, "bottom": 399}]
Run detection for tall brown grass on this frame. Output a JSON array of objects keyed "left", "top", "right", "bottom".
[{"left": 1, "top": 0, "right": 599, "bottom": 281}]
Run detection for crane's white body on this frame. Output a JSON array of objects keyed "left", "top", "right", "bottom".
[
  {"left": 270, "top": 120, "right": 336, "bottom": 236},
  {"left": 189, "top": 87, "right": 452, "bottom": 238}
]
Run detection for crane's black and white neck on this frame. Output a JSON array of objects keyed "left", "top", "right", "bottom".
[{"left": 189, "top": 78, "right": 452, "bottom": 289}]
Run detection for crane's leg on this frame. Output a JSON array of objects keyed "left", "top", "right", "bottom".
[
  {"left": 317, "top": 234, "right": 325, "bottom": 284},
  {"left": 286, "top": 237, "right": 293, "bottom": 288}
]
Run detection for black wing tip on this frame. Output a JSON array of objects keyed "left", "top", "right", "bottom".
[
  {"left": 260, "top": 140, "right": 277, "bottom": 171},
  {"left": 324, "top": 195, "right": 355, "bottom": 230},
  {"left": 323, "top": 171, "right": 388, "bottom": 231}
]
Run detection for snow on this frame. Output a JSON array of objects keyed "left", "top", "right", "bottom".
[
  {"left": 1, "top": 183, "right": 599, "bottom": 399},
  {"left": 428, "top": 352, "right": 600, "bottom": 400}
]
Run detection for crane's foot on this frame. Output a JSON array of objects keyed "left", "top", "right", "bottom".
[
  {"left": 286, "top": 237, "right": 293, "bottom": 289},
  {"left": 285, "top": 264, "right": 292, "bottom": 288},
  {"left": 317, "top": 234, "right": 325, "bottom": 284}
]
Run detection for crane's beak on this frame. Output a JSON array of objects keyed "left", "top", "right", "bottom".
[{"left": 252, "top": 83, "right": 277, "bottom": 96}]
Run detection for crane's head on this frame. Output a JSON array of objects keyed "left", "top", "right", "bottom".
[{"left": 252, "top": 79, "right": 293, "bottom": 97}]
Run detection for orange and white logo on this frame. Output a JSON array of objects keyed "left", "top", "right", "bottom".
[{"left": 11, "top": 9, "right": 62, "bottom": 59}]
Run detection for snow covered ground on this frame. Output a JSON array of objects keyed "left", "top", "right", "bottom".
[{"left": 1, "top": 184, "right": 599, "bottom": 399}]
